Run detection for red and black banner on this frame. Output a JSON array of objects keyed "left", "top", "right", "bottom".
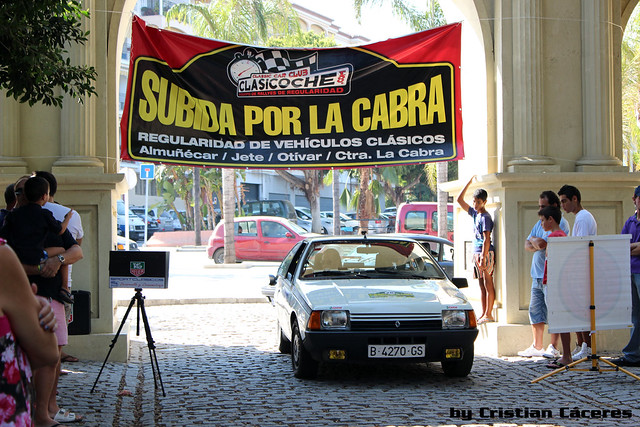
[{"left": 120, "top": 16, "right": 463, "bottom": 169}]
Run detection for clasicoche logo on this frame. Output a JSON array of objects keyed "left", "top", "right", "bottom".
[
  {"left": 130, "top": 261, "right": 146, "bottom": 277},
  {"left": 227, "top": 48, "right": 353, "bottom": 97}
]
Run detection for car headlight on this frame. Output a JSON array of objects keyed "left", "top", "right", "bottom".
[
  {"left": 442, "top": 310, "right": 472, "bottom": 329},
  {"left": 307, "top": 310, "right": 350, "bottom": 330}
]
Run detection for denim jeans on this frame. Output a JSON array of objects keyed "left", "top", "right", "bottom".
[{"left": 623, "top": 274, "right": 640, "bottom": 362}]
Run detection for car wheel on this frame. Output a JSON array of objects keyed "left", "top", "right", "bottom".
[
  {"left": 278, "top": 323, "right": 291, "bottom": 354},
  {"left": 321, "top": 227, "right": 328, "bottom": 234},
  {"left": 213, "top": 248, "right": 225, "bottom": 264},
  {"left": 441, "top": 346, "right": 474, "bottom": 377},
  {"left": 291, "top": 322, "right": 318, "bottom": 379},
  {"left": 353, "top": 226, "right": 359, "bottom": 235}
]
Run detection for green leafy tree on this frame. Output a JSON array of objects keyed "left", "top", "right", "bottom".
[
  {"left": 353, "top": 0, "right": 444, "bottom": 32},
  {"left": 165, "top": 0, "right": 299, "bottom": 43},
  {"left": 0, "top": 0, "right": 97, "bottom": 107},
  {"left": 267, "top": 31, "right": 337, "bottom": 48},
  {"left": 376, "top": 165, "right": 427, "bottom": 207}
]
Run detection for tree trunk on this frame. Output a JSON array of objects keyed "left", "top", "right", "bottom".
[
  {"left": 194, "top": 167, "right": 201, "bottom": 245},
  {"left": 332, "top": 169, "right": 341, "bottom": 235},
  {"left": 436, "top": 162, "right": 448, "bottom": 239},
  {"left": 222, "top": 168, "right": 236, "bottom": 263},
  {"left": 358, "top": 168, "right": 372, "bottom": 233}
]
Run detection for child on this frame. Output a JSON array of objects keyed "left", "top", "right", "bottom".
[
  {"left": 537, "top": 205, "right": 571, "bottom": 368},
  {"left": 0, "top": 176, "right": 73, "bottom": 267},
  {"left": 457, "top": 175, "right": 495, "bottom": 324}
]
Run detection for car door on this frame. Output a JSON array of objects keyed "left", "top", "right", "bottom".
[
  {"left": 259, "top": 219, "right": 296, "bottom": 260},
  {"left": 234, "top": 219, "right": 260, "bottom": 260},
  {"left": 274, "top": 241, "right": 307, "bottom": 339}
]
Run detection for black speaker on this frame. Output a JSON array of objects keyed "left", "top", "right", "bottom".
[{"left": 68, "top": 290, "right": 91, "bottom": 335}]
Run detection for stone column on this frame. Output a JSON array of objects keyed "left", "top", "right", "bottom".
[
  {"left": 0, "top": 95, "right": 28, "bottom": 174},
  {"left": 53, "top": 0, "right": 104, "bottom": 174},
  {"left": 507, "top": 0, "right": 556, "bottom": 172},
  {"left": 577, "top": 0, "right": 624, "bottom": 170}
]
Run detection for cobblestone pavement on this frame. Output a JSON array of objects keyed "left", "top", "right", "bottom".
[{"left": 59, "top": 303, "right": 640, "bottom": 427}]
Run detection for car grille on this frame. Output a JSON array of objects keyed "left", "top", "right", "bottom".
[
  {"left": 350, "top": 313, "right": 442, "bottom": 331},
  {"left": 133, "top": 225, "right": 144, "bottom": 231}
]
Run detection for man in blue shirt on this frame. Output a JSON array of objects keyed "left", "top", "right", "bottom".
[
  {"left": 611, "top": 185, "right": 640, "bottom": 367},
  {"left": 518, "top": 191, "right": 570, "bottom": 357},
  {"left": 457, "top": 175, "right": 495, "bottom": 324}
]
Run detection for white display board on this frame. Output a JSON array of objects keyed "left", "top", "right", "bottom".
[{"left": 546, "top": 235, "right": 632, "bottom": 334}]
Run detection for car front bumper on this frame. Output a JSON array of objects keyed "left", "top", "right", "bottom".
[{"left": 302, "top": 329, "right": 478, "bottom": 363}]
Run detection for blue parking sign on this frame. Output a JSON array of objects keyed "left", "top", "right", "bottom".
[{"left": 140, "top": 164, "right": 155, "bottom": 180}]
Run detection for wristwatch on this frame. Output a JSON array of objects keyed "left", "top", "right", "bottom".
[{"left": 57, "top": 254, "right": 65, "bottom": 265}]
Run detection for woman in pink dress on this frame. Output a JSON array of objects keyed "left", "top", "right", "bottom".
[{"left": 0, "top": 238, "right": 59, "bottom": 426}]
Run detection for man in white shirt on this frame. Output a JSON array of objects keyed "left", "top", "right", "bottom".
[{"left": 558, "top": 184, "right": 597, "bottom": 361}]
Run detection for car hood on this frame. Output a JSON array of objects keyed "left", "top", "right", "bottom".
[{"left": 298, "top": 278, "right": 471, "bottom": 312}]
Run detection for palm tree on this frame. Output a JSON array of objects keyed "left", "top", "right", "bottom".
[{"left": 165, "top": 0, "right": 301, "bottom": 261}]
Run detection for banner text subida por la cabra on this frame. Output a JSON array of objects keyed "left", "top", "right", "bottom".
[{"left": 120, "top": 17, "right": 463, "bottom": 169}]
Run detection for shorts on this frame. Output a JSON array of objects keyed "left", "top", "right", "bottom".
[
  {"left": 51, "top": 299, "right": 68, "bottom": 346},
  {"left": 472, "top": 251, "right": 495, "bottom": 279},
  {"left": 528, "top": 278, "right": 547, "bottom": 324}
]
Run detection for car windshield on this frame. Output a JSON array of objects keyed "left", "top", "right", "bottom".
[{"left": 300, "top": 240, "right": 445, "bottom": 280}]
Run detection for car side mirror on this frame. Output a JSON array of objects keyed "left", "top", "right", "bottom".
[
  {"left": 451, "top": 277, "right": 468, "bottom": 289},
  {"left": 269, "top": 274, "right": 277, "bottom": 286},
  {"left": 285, "top": 232, "right": 293, "bottom": 238}
]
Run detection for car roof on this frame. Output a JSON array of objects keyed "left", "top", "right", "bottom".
[
  {"left": 380, "top": 233, "right": 453, "bottom": 245},
  {"left": 302, "top": 235, "right": 427, "bottom": 244},
  {"left": 233, "top": 215, "right": 294, "bottom": 222}
]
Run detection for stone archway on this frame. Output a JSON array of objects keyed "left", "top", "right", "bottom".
[
  {"left": 439, "top": 0, "right": 640, "bottom": 355},
  {"left": 2, "top": 0, "right": 636, "bottom": 359}
]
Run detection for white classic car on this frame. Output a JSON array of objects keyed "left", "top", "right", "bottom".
[{"left": 263, "top": 235, "right": 478, "bottom": 379}]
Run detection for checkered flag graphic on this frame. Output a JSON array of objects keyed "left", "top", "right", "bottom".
[{"left": 254, "top": 50, "right": 317, "bottom": 73}]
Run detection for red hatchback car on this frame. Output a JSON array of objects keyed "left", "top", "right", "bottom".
[{"left": 207, "top": 216, "right": 316, "bottom": 263}]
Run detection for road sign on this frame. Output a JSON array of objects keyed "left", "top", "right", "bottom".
[{"left": 140, "top": 164, "right": 155, "bottom": 180}]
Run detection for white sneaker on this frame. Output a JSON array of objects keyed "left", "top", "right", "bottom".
[
  {"left": 543, "top": 344, "right": 561, "bottom": 359},
  {"left": 571, "top": 343, "right": 582, "bottom": 357},
  {"left": 518, "top": 345, "right": 546, "bottom": 357},
  {"left": 572, "top": 343, "right": 592, "bottom": 360}
]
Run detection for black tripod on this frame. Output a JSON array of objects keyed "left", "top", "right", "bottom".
[{"left": 91, "top": 288, "right": 166, "bottom": 396}]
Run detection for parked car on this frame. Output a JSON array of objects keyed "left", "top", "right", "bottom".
[
  {"left": 262, "top": 235, "right": 477, "bottom": 379},
  {"left": 319, "top": 211, "right": 360, "bottom": 234},
  {"left": 340, "top": 212, "right": 389, "bottom": 234},
  {"left": 395, "top": 202, "right": 454, "bottom": 241},
  {"left": 242, "top": 200, "right": 298, "bottom": 224},
  {"left": 130, "top": 206, "right": 159, "bottom": 237},
  {"left": 116, "top": 235, "right": 139, "bottom": 251},
  {"left": 207, "top": 216, "right": 317, "bottom": 263},
  {"left": 381, "top": 233, "right": 454, "bottom": 278},
  {"left": 158, "top": 211, "right": 175, "bottom": 232},
  {"left": 168, "top": 210, "right": 184, "bottom": 231},
  {"left": 295, "top": 208, "right": 331, "bottom": 234},
  {"left": 383, "top": 206, "right": 397, "bottom": 216},
  {"left": 116, "top": 200, "right": 146, "bottom": 241}
]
